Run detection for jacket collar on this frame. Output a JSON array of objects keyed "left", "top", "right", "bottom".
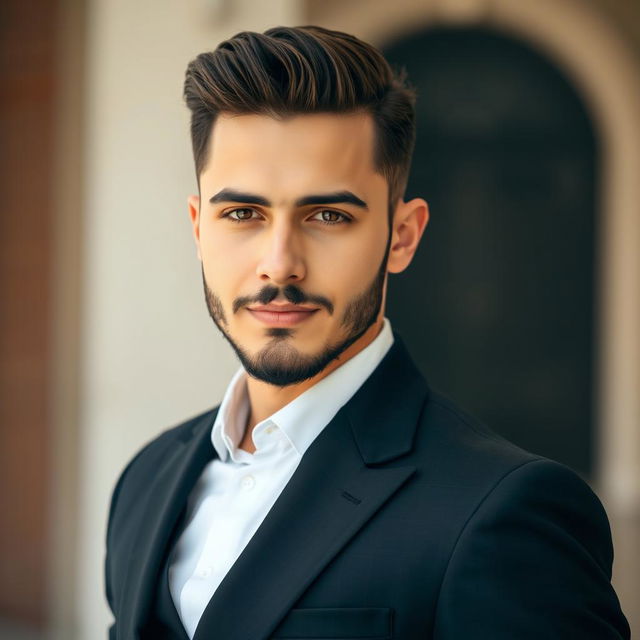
[{"left": 347, "top": 330, "right": 429, "bottom": 464}]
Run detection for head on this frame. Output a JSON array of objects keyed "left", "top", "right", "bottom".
[{"left": 184, "top": 26, "right": 428, "bottom": 387}]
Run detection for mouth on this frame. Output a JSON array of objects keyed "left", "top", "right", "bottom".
[{"left": 246, "top": 306, "right": 320, "bottom": 327}]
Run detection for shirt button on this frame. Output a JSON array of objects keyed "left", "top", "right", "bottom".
[
  {"left": 199, "top": 566, "right": 213, "bottom": 578},
  {"left": 265, "top": 426, "right": 276, "bottom": 435},
  {"left": 240, "top": 474, "right": 255, "bottom": 491}
]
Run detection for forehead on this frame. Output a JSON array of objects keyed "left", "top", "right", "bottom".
[{"left": 201, "top": 112, "right": 385, "bottom": 199}]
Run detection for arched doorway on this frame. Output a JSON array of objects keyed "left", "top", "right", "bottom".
[{"left": 384, "top": 27, "right": 597, "bottom": 476}]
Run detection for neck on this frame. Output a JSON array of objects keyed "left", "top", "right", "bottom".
[{"left": 239, "top": 318, "right": 384, "bottom": 451}]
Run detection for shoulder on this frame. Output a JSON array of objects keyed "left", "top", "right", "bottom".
[
  {"left": 104, "top": 405, "right": 219, "bottom": 616},
  {"left": 418, "top": 394, "right": 628, "bottom": 636},
  {"left": 431, "top": 454, "right": 627, "bottom": 637},
  {"left": 415, "top": 388, "right": 544, "bottom": 484},
  {"left": 106, "top": 406, "right": 218, "bottom": 529},
  {"left": 414, "top": 388, "right": 612, "bottom": 554},
  {"left": 118, "top": 405, "right": 216, "bottom": 474}
]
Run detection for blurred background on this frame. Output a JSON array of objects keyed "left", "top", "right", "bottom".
[{"left": 1, "top": 0, "right": 639, "bottom": 637}]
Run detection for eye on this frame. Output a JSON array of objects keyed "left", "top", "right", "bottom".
[
  {"left": 223, "top": 208, "right": 260, "bottom": 223},
  {"left": 311, "top": 210, "right": 352, "bottom": 225}
]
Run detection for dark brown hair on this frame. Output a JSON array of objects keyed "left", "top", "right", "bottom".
[{"left": 183, "top": 25, "right": 416, "bottom": 207}]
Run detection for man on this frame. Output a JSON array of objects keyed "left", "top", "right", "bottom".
[{"left": 104, "top": 25, "right": 630, "bottom": 639}]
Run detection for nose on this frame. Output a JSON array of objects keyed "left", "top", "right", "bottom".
[{"left": 255, "top": 222, "right": 306, "bottom": 285}]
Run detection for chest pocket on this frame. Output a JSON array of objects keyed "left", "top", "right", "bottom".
[{"left": 271, "top": 607, "right": 393, "bottom": 639}]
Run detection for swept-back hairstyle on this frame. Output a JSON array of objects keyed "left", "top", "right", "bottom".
[{"left": 183, "top": 25, "right": 416, "bottom": 208}]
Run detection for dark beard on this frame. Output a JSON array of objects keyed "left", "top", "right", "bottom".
[{"left": 202, "top": 229, "right": 391, "bottom": 387}]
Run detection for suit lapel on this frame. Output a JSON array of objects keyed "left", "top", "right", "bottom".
[
  {"left": 119, "top": 409, "right": 218, "bottom": 639},
  {"left": 193, "top": 410, "right": 416, "bottom": 640},
  {"left": 193, "top": 333, "right": 429, "bottom": 640}
]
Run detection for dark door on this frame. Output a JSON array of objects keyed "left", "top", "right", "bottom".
[{"left": 384, "top": 28, "right": 597, "bottom": 477}]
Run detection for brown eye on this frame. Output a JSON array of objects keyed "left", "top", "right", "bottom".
[
  {"left": 313, "top": 210, "right": 351, "bottom": 225},
  {"left": 322, "top": 211, "right": 340, "bottom": 222},
  {"left": 227, "top": 208, "right": 257, "bottom": 222}
]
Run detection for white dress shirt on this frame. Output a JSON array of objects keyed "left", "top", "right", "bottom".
[{"left": 168, "top": 317, "right": 394, "bottom": 638}]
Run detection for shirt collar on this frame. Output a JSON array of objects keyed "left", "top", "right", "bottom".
[{"left": 211, "top": 317, "right": 394, "bottom": 463}]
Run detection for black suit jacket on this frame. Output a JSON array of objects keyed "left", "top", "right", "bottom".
[{"left": 105, "top": 332, "right": 630, "bottom": 639}]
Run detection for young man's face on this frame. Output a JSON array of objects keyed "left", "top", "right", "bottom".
[{"left": 189, "top": 112, "right": 423, "bottom": 387}]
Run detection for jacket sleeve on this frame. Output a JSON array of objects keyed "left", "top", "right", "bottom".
[
  {"left": 432, "top": 458, "right": 630, "bottom": 639},
  {"left": 104, "top": 445, "right": 148, "bottom": 640}
]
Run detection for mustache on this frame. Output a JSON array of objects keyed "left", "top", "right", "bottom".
[{"left": 233, "top": 284, "right": 334, "bottom": 315}]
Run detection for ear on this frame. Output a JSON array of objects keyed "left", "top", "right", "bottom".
[
  {"left": 386, "top": 198, "right": 429, "bottom": 274},
  {"left": 188, "top": 194, "right": 202, "bottom": 261}
]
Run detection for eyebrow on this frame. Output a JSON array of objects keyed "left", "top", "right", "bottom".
[
  {"left": 209, "top": 188, "right": 369, "bottom": 210},
  {"left": 209, "top": 189, "right": 270, "bottom": 207}
]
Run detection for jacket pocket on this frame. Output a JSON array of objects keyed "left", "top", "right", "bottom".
[{"left": 271, "top": 607, "right": 392, "bottom": 639}]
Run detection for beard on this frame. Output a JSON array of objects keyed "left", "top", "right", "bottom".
[{"left": 201, "top": 231, "right": 391, "bottom": 387}]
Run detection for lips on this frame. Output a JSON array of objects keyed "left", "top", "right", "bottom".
[
  {"left": 247, "top": 306, "right": 319, "bottom": 327},
  {"left": 247, "top": 304, "right": 319, "bottom": 312}
]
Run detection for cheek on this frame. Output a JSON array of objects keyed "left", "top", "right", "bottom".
[
  {"left": 200, "top": 218, "right": 236, "bottom": 258},
  {"left": 314, "top": 224, "right": 387, "bottom": 295},
  {"left": 199, "top": 227, "right": 252, "bottom": 294}
]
